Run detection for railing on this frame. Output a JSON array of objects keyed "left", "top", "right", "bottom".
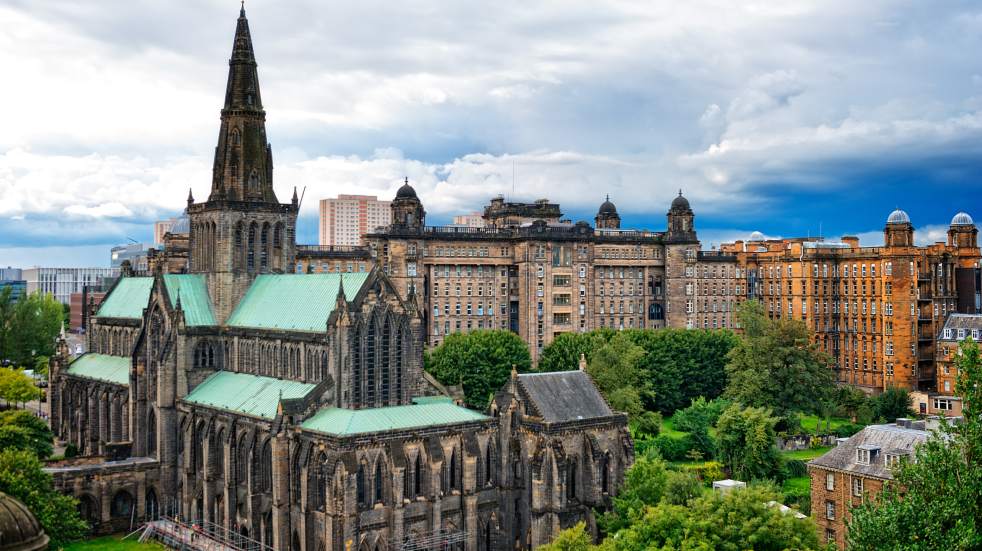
[
  {"left": 296, "top": 245, "right": 369, "bottom": 253},
  {"left": 138, "top": 516, "right": 272, "bottom": 551}
]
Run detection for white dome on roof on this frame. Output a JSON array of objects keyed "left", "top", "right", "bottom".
[
  {"left": 951, "top": 212, "right": 974, "bottom": 226},
  {"left": 748, "top": 231, "right": 766, "bottom": 241},
  {"left": 887, "top": 209, "right": 910, "bottom": 224}
]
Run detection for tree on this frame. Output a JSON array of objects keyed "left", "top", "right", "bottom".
[
  {"left": 0, "top": 285, "right": 13, "bottom": 363},
  {"left": 634, "top": 411, "right": 662, "bottom": 439},
  {"left": 600, "top": 451, "right": 671, "bottom": 534},
  {"left": 539, "top": 522, "right": 592, "bottom": 551},
  {"left": 715, "top": 403, "right": 782, "bottom": 481},
  {"left": 0, "top": 368, "right": 38, "bottom": 407},
  {"left": 424, "top": 330, "right": 531, "bottom": 409},
  {"left": 724, "top": 300, "right": 834, "bottom": 423},
  {"left": 5, "top": 291, "right": 62, "bottom": 366},
  {"left": 0, "top": 409, "right": 53, "bottom": 458},
  {"left": 0, "top": 449, "right": 88, "bottom": 547},
  {"left": 847, "top": 339, "right": 982, "bottom": 550},
  {"left": 587, "top": 333, "right": 649, "bottom": 415},
  {"left": 537, "top": 329, "right": 615, "bottom": 372},
  {"left": 836, "top": 385, "right": 873, "bottom": 424},
  {"left": 871, "top": 386, "right": 914, "bottom": 423},
  {"left": 626, "top": 328, "right": 737, "bottom": 414}
]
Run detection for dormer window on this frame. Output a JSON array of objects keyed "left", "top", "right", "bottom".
[
  {"left": 885, "top": 453, "right": 908, "bottom": 468},
  {"left": 944, "top": 328, "right": 953, "bottom": 339},
  {"left": 958, "top": 329, "right": 967, "bottom": 340},
  {"left": 857, "top": 445, "right": 880, "bottom": 465}
]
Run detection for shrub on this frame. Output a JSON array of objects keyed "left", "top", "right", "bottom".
[
  {"left": 693, "top": 461, "right": 726, "bottom": 486},
  {"left": 782, "top": 459, "right": 808, "bottom": 479},
  {"left": 635, "top": 411, "right": 662, "bottom": 439},
  {"left": 652, "top": 435, "right": 690, "bottom": 461},
  {"left": 64, "top": 443, "right": 78, "bottom": 459},
  {"left": 782, "top": 487, "right": 811, "bottom": 516},
  {"left": 834, "top": 423, "right": 864, "bottom": 438},
  {"left": 664, "top": 471, "right": 703, "bottom": 505}
]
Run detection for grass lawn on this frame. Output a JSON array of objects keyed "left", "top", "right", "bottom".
[
  {"left": 660, "top": 416, "right": 688, "bottom": 439},
  {"left": 799, "top": 414, "right": 852, "bottom": 434},
  {"left": 780, "top": 446, "right": 832, "bottom": 462},
  {"left": 64, "top": 535, "right": 166, "bottom": 550},
  {"left": 782, "top": 476, "right": 811, "bottom": 494}
]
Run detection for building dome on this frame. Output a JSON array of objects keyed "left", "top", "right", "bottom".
[
  {"left": 598, "top": 195, "right": 618, "bottom": 215},
  {"left": 170, "top": 212, "right": 190, "bottom": 234},
  {"left": 395, "top": 180, "right": 418, "bottom": 200},
  {"left": 748, "top": 231, "right": 766, "bottom": 241},
  {"left": 670, "top": 190, "right": 690, "bottom": 211},
  {"left": 0, "top": 491, "right": 49, "bottom": 551},
  {"left": 886, "top": 209, "right": 910, "bottom": 225},
  {"left": 951, "top": 212, "right": 974, "bottom": 226}
]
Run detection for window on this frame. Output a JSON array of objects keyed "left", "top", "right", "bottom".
[
  {"left": 852, "top": 477, "right": 864, "bottom": 497},
  {"left": 826, "top": 472, "right": 835, "bottom": 491},
  {"left": 934, "top": 398, "right": 953, "bottom": 411},
  {"left": 885, "top": 453, "right": 906, "bottom": 468},
  {"left": 826, "top": 500, "right": 836, "bottom": 520},
  {"left": 553, "top": 313, "right": 571, "bottom": 325},
  {"left": 553, "top": 275, "right": 571, "bottom": 286},
  {"left": 826, "top": 529, "right": 836, "bottom": 544}
]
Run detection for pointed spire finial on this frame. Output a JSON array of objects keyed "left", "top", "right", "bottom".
[
  {"left": 405, "top": 176, "right": 409, "bottom": 185},
  {"left": 187, "top": 187, "right": 194, "bottom": 206},
  {"left": 240, "top": 0, "right": 245, "bottom": 17},
  {"left": 605, "top": 194, "right": 609, "bottom": 202},
  {"left": 292, "top": 186, "right": 299, "bottom": 205},
  {"left": 678, "top": 189, "right": 683, "bottom": 197},
  {"left": 175, "top": 288, "right": 182, "bottom": 311}
]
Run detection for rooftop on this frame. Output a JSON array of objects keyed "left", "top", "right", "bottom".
[
  {"left": 517, "top": 370, "right": 614, "bottom": 423},
  {"left": 940, "top": 313, "right": 982, "bottom": 339},
  {"left": 808, "top": 421, "right": 934, "bottom": 479},
  {"left": 302, "top": 402, "right": 488, "bottom": 436},
  {"left": 183, "top": 371, "right": 317, "bottom": 419},
  {"left": 163, "top": 274, "right": 216, "bottom": 326},
  {"left": 227, "top": 272, "right": 371, "bottom": 332},
  {"left": 95, "top": 277, "right": 153, "bottom": 319},
  {"left": 65, "top": 353, "right": 130, "bottom": 386}
]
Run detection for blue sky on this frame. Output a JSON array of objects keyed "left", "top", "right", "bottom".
[{"left": 1, "top": 0, "right": 981, "bottom": 267}]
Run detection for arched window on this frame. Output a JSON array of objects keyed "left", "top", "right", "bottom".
[
  {"left": 567, "top": 460, "right": 577, "bottom": 501},
  {"left": 145, "top": 487, "right": 159, "bottom": 521},
  {"left": 249, "top": 169, "right": 259, "bottom": 190},
  {"left": 259, "top": 440, "right": 272, "bottom": 492},
  {"left": 193, "top": 423, "right": 205, "bottom": 472},
  {"left": 247, "top": 223, "right": 256, "bottom": 272},
  {"left": 485, "top": 441, "right": 495, "bottom": 486},
  {"left": 601, "top": 452, "right": 610, "bottom": 494},
  {"left": 380, "top": 319, "right": 391, "bottom": 404},
  {"left": 448, "top": 448, "right": 459, "bottom": 492},
  {"left": 413, "top": 454, "right": 422, "bottom": 498},
  {"left": 147, "top": 409, "right": 157, "bottom": 456},
  {"left": 365, "top": 319, "right": 377, "bottom": 406},
  {"left": 237, "top": 436, "right": 250, "bottom": 484},
  {"left": 352, "top": 326, "right": 362, "bottom": 407},
  {"left": 234, "top": 223, "right": 244, "bottom": 270},
  {"left": 111, "top": 490, "right": 133, "bottom": 518},
  {"left": 374, "top": 461, "right": 384, "bottom": 504},
  {"left": 260, "top": 223, "right": 269, "bottom": 271},
  {"left": 356, "top": 463, "right": 367, "bottom": 507}
]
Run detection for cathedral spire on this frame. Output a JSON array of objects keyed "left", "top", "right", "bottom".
[{"left": 207, "top": 5, "right": 277, "bottom": 203}]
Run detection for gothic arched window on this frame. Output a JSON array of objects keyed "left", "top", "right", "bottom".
[{"left": 374, "top": 461, "right": 384, "bottom": 504}]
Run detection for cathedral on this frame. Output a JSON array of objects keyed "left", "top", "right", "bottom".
[{"left": 46, "top": 7, "right": 632, "bottom": 551}]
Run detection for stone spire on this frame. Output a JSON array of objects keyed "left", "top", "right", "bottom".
[{"left": 207, "top": 5, "right": 276, "bottom": 203}]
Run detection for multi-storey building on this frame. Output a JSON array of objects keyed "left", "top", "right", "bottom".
[
  {"left": 153, "top": 217, "right": 182, "bottom": 245},
  {"left": 935, "top": 313, "right": 982, "bottom": 397},
  {"left": 719, "top": 210, "right": 980, "bottom": 393},
  {"left": 23, "top": 267, "right": 117, "bottom": 305},
  {"left": 110, "top": 243, "right": 152, "bottom": 272},
  {"left": 453, "top": 212, "right": 486, "bottom": 228},
  {"left": 807, "top": 419, "right": 935, "bottom": 548},
  {"left": 319, "top": 194, "right": 391, "bottom": 246},
  {"left": 46, "top": 9, "right": 631, "bottom": 550}
]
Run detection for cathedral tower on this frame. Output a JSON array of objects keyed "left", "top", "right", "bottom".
[{"left": 187, "top": 6, "right": 298, "bottom": 319}]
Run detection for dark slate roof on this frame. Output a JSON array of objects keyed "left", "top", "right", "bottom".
[
  {"left": 939, "top": 313, "right": 982, "bottom": 340},
  {"left": 517, "top": 371, "right": 613, "bottom": 423},
  {"left": 808, "top": 423, "right": 932, "bottom": 479}
]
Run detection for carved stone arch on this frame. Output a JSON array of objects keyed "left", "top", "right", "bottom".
[
  {"left": 236, "top": 430, "right": 254, "bottom": 486},
  {"left": 309, "top": 450, "right": 327, "bottom": 511},
  {"left": 291, "top": 441, "right": 310, "bottom": 505},
  {"left": 247, "top": 222, "right": 258, "bottom": 272},
  {"left": 255, "top": 437, "right": 272, "bottom": 493}
]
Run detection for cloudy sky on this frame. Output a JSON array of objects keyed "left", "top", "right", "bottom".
[{"left": 2, "top": 0, "right": 981, "bottom": 267}]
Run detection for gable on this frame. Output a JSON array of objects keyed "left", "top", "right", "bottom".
[{"left": 518, "top": 371, "right": 613, "bottom": 423}]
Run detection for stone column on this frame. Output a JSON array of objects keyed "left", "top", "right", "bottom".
[
  {"left": 87, "top": 389, "right": 99, "bottom": 455},
  {"left": 464, "top": 495, "right": 478, "bottom": 551},
  {"left": 110, "top": 395, "right": 122, "bottom": 442},
  {"left": 271, "top": 434, "right": 291, "bottom": 550}
]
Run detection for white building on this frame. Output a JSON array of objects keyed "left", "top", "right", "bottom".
[
  {"left": 23, "top": 267, "right": 116, "bottom": 305},
  {"left": 318, "top": 194, "right": 391, "bottom": 246}
]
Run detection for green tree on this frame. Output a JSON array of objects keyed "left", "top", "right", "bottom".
[
  {"left": 724, "top": 300, "right": 834, "bottom": 424},
  {"left": 871, "top": 386, "right": 914, "bottom": 423},
  {"left": 539, "top": 522, "right": 593, "bottom": 551},
  {"left": 0, "top": 285, "right": 13, "bottom": 362},
  {"left": 716, "top": 403, "right": 782, "bottom": 481},
  {"left": 847, "top": 339, "right": 982, "bottom": 550},
  {"left": 634, "top": 411, "right": 662, "bottom": 439},
  {"left": 0, "top": 449, "right": 88, "bottom": 547},
  {"left": 424, "top": 330, "right": 531, "bottom": 409},
  {"left": 587, "top": 333, "right": 649, "bottom": 415},
  {"left": 598, "top": 484, "right": 821, "bottom": 551},
  {"left": 836, "top": 385, "right": 873, "bottom": 424},
  {"left": 0, "top": 368, "right": 38, "bottom": 407},
  {"left": 6, "top": 291, "right": 63, "bottom": 366},
  {"left": 537, "top": 329, "right": 616, "bottom": 372},
  {"left": 0, "top": 409, "right": 53, "bottom": 458},
  {"left": 600, "top": 451, "right": 671, "bottom": 533}
]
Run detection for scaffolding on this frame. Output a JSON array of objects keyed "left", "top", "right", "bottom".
[
  {"left": 401, "top": 528, "right": 467, "bottom": 551},
  {"left": 137, "top": 516, "right": 273, "bottom": 551}
]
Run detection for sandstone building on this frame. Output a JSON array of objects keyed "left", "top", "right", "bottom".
[{"left": 46, "top": 8, "right": 631, "bottom": 550}]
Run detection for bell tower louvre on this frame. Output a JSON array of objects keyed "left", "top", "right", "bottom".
[{"left": 186, "top": 5, "right": 298, "bottom": 319}]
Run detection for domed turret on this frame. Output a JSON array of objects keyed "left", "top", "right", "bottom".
[
  {"left": 666, "top": 190, "right": 696, "bottom": 243},
  {"left": 396, "top": 180, "right": 418, "bottom": 200},
  {"left": 670, "top": 190, "right": 691, "bottom": 211},
  {"left": 749, "top": 231, "right": 766, "bottom": 241},
  {"left": 390, "top": 177, "right": 425, "bottom": 231},
  {"left": 951, "top": 212, "right": 974, "bottom": 226},
  {"left": 887, "top": 209, "right": 910, "bottom": 225},
  {"left": 0, "top": 491, "right": 49, "bottom": 551},
  {"left": 595, "top": 195, "right": 621, "bottom": 229}
]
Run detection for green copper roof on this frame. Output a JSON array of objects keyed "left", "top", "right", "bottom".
[
  {"left": 96, "top": 277, "right": 153, "bottom": 319},
  {"left": 183, "top": 371, "right": 317, "bottom": 419},
  {"left": 412, "top": 395, "right": 455, "bottom": 405},
  {"left": 302, "top": 402, "right": 488, "bottom": 436},
  {"left": 227, "top": 272, "right": 371, "bottom": 333},
  {"left": 65, "top": 354, "right": 130, "bottom": 386},
  {"left": 163, "top": 274, "right": 216, "bottom": 326}
]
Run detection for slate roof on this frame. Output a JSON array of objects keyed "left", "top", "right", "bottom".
[
  {"left": 183, "top": 371, "right": 317, "bottom": 419},
  {"left": 95, "top": 277, "right": 153, "bottom": 319},
  {"left": 517, "top": 371, "right": 613, "bottom": 423},
  {"left": 227, "top": 272, "right": 371, "bottom": 332},
  {"left": 163, "top": 274, "right": 216, "bottom": 326},
  {"left": 808, "top": 423, "right": 932, "bottom": 479},
  {"left": 939, "top": 313, "right": 982, "bottom": 340},
  {"left": 302, "top": 402, "right": 488, "bottom": 436},
  {"left": 65, "top": 354, "right": 130, "bottom": 386}
]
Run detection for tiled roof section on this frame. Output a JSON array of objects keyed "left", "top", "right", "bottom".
[
  {"left": 939, "top": 313, "right": 982, "bottom": 340},
  {"left": 163, "top": 274, "right": 216, "bottom": 326},
  {"left": 227, "top": 272, "right": 371, "bottom": 332},
  {"left": 65, "top": 354, "right": 130, "bottom": 386},
  {"left": 302, "top": 402, "right": 488, "bottom": 436},
  {"left": 95, "top": 277, "right": 153, "bottom": 319},
  {"left": 808, "top": 423, "right": 932, "bottom": 479},
  {"left": 183, "top": 371, "right": 317, "bottom": 419},
  {"left": 517, "top": 371, "right": 613, "bottom": 423}
]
